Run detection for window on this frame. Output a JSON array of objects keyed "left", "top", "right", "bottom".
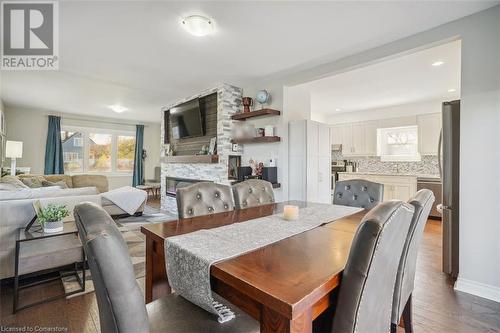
[
  {"left": 117, "top": 135, "right": 135, "bottom": 172},
  {"left": 89, "top": 133, "right": 112, "bottom": 172},
  {"left": 377, "top": 126, "right": 420, "bottom": 162},
  {"left": 60, "top": 127, "right": 136, "bottom": 174},
  {"left": 61, "top": 131, "right": 84, "bottom": 172}
]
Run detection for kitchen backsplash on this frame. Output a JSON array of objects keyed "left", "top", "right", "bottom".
[{"left": 332, "top": 152, "right": 440, "bottom": 176}]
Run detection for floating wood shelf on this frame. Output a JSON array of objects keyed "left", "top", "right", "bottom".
[
  {"left": 231, "top": 108, "right": 281, "bottom": 120},
  {"left": 161, "top": 155, "right": 219, "bottom": 164},
  {"left": 231, "top": 136, "right": 281, "bottom": 144}
]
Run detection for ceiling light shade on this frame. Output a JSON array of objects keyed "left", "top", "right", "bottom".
[
  {"left": 181, "top": 15, "right": 214, "bottom": 37},
  {"left": 6, "top": 141, "right": 23, "bottom": 158},
  {"left": 109, "top": 104, "right": 128, "bottom": 113},
  {"left": 432, "top": 61, "right": 444, "bottom": 67}
]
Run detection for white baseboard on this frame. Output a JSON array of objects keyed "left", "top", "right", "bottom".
[{"left": 455, "top": 277, "right": 500, "bottom": 303}]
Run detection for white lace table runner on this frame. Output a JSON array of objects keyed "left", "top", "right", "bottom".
[{"left": 165, "top": 203, "right": 363, "bottom": 323}]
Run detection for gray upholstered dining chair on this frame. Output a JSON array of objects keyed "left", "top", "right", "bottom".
[
  {"left": 232, "top": 179, "right": 275, "bottom": 209},
  {"left": 73, "top": 202, "right": 258, "bottom": 333},
  {"left": 333, "top": 179, "right": 384, "bottom": 210},
  {"left": 328, "top": 200, "right": 415, "bottom": 333},
  {"left": 176, "top": 182, "right": 234, "bottom": 218},
  {"left": 391, "top": 189, "right": 435, "bottom": 333}
]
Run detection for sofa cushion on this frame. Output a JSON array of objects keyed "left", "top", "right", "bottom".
[
  {"left": 42, "top": 179, "right": 69, "bottom": 189},
  {"left": 0, "top": 175, "right": 29, "bottom": 189},
  {"left": 72, "top": 175, "right": 108, "bottom": 193},
  {"left": 20, "top": 176, "right": 45, "bottom": 188},
  {"left": 18, "top": 174, "right": 73, "bottom": 188}
]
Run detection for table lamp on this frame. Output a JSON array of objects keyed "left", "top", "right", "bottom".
[{"left": 6, "top": 141, "right": 23, "bottom": 176}]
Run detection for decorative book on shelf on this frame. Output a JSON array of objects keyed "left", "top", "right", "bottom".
[{"left": 231, "top": 109, "right": 280, "bottom": 121}]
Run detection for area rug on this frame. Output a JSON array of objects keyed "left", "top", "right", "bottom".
[{"left": 62, "top": 208, "right": 177, "bottom": 298}]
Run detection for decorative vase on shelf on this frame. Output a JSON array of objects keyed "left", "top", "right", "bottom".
[
  {"left": 242, "top": 97, "right": 253, "bottom": 113},
  {"left": 43, "top": 220, "right": 64, "bottom": 233}
]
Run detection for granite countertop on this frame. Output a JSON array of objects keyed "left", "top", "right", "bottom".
[{"left": 338, "top": 171, "right": 441, "bottom": 181}]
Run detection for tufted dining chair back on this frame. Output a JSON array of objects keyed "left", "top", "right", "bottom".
[
  {"left": 331, "top": 200, "right": 414, "bottom": 333},
  {"left": 232, "top": 179, "right": 275, "bottom": 209},
  {"left": 391, "top": 189, "right": 435, "bottom": 331},
  {"left": 333, "top": 179, "right": 384, "bottom": 210},
  {"left": 176, "top": 182, "right": 235, "bottom": 219}
]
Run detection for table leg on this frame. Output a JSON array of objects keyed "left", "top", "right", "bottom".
[
  {"left": 260, "top": 306, "right": 312, "bottom": 333},
  {"left": 145, "top": 237, "right": 170, "bottom": 303}
]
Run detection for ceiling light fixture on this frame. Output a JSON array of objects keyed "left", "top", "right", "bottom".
[
  {"left": 432, "top": 61, "right": 444, "bottom": 67},
  {"left": 181, "top": 15, "right": 214, "bottom": 37},
  {"left": 109, "top": 104, "right": 128, "bottom": 113},
  {"left": 335, "top": 108, "right": 341, "bottom": 112},
  {"left": 447, "top": 88, "right": 456, "bottom": 93}
]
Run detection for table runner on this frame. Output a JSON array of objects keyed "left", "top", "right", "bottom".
[{"left": 164, "top": 203, "right": 363, "bottom": 323}]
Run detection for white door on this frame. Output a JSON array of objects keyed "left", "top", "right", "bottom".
[
  {"left": 306, "top": 121, "right": 319, "bottom": 202},
  {"left": 318, "top": 124, "right": 331, "bottom": 203}
]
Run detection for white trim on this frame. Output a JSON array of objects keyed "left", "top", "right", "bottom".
[{"left": 455, "top": 277, "right": 500, "bottom": 303}]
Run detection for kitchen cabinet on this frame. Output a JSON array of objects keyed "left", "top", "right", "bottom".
[
  {"left": 418, "top": 113, "right": 442, "bottom": 155},
  {"left": 338, "top": 172, "right": 417, "bottom": 202},
  {"left": 332, "top": 121, "right": 378, "bottom": 156},
  {"left": 289, "top": 120, "right": 331, "bottom": 204}
]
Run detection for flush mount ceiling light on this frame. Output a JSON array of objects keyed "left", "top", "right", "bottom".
[
  {"left": 109, "top": 104, "right": 128, "bottom": 113},
  {"left": 335, "top": 108, "right": 342, "bottom": 112},
  {"left": 181, "top": 15, "right": 214, "bottom": 37},
  {"left": 448, "top": 88, "right": 457, "bottom": 93},
  {"left": 432, "top": 60, "right": 445, "bottom": 67}
]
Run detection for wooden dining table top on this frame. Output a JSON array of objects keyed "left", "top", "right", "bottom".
[{"left": 141, "top": 201, "right": 367, "bottom": 324}]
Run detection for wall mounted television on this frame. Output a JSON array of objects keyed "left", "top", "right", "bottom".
[{"left": 169, "top": 98, "right": 204, "bottom": 139}]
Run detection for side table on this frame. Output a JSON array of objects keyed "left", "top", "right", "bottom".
[{"left": 13, "top": 221, "right": 85, "bottom": 313}]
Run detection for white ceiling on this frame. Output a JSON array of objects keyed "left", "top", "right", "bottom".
[
  {"left": 305, "top": 40, "right": 462, "bottom": 116},
  {"left": 1, "top": 1, "right": 497, "bottom": 122}
]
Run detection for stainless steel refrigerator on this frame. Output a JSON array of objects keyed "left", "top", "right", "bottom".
[{"left": 438, "top": 100, "right": 460, "bottom": 278}]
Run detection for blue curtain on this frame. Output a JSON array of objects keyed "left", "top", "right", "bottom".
[
  {"left": 132, "top": 124, "right": 144, "bottom": 187},
  {"left": 44, "top": 115, "right": 64, "bottom": 174}
]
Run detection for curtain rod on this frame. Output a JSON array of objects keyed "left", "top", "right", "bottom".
[{"left": 58, "top": 115, "right": 151, "bottom": 128}]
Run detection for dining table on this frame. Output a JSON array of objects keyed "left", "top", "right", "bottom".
[{"left": 140, "top": 201, "right": 367, "bottom": 333}]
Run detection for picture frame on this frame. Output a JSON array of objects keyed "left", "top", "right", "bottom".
[{"left": 208, "top": 137, "right": 217, "bottom": 155}]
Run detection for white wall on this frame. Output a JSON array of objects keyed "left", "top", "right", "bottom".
[
  {"left": 323, "top": 99, "right": 443, "bottom": 124},
  {"left": 4, "top": 105, "right": 161, "bottom": 190},
  {"left": 243, "top": 5, "right": 500, "bottom": 301}
]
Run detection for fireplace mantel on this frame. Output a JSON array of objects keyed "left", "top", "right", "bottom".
[{"left": 161, "top": 155, "right": 219, "bottom": 164}]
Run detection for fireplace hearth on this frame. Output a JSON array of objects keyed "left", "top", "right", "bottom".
[{"left": 165, "top": 177, "right": 212, "bottom": 197}]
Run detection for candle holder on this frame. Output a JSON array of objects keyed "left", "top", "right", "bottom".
[{"left": 283, "top": 205, "right": 299, "bottom": 221}]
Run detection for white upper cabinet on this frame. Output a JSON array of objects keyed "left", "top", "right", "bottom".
[
  {"left": 332, "top": 121, "right": 378, "bottom": 156},
  {"left": 417, "top": 113, "right": 442, "bottom": 155}
]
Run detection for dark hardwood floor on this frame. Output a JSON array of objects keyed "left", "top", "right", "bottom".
[{"left": 1, "top": 201, "right": 499, "bottom": 332}]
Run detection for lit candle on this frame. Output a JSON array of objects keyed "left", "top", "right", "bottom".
[{"left": 283, "top": 205, "right": 299, "bottom": 221}]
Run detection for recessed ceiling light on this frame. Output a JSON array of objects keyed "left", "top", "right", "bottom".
[
  {"left": 109, "top": 104, "right": 128, "bottom": 113},
  {"left": 432, "top": 61, "right": 445, "bottom": 67},
  {"left": 335, "top": 108, "right": 341, "bottom": 112},
  {"left": 447, "top": 88, "right": 456, "bottom": 93},
  {"left": 181, "top": 15, "right": 214, "bottom": 37}
]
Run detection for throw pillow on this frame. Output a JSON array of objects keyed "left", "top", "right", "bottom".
[
  {"left": 21, "top": 176, "right": 45, "bottom": 188},
  {"left": 0, "top": 175, "right": 29, "bottom": 189},
  {"left": 42, "top": 180, "right": 69, "bottom": 189}
]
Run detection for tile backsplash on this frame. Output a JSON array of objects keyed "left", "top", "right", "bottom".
[{"left": 332, "top": 152, "right": 440, "bottom": 176}]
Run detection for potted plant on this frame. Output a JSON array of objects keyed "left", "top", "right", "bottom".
[{"left": 37, "top": 204, "right": 69, "bottom": 233}]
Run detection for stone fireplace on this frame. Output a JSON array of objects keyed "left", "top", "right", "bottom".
[
  {"left": 160, "top": 84, "right": 242, "bottom": 213},
  {"left": 164, "top": 176, "right": 212, "bottom": 197}
]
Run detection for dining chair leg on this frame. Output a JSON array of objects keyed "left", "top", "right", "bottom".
[{"left": 402, "top": 294, "right": 414, "bottom": 333}]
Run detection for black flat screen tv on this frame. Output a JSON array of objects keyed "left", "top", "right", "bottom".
[{"left": 170, "top": 98, "right": 204, "bottom": 139}]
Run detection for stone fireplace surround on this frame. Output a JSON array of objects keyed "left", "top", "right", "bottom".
[{"left": 160, "top": 84, "right": 243, "bottom": 213}]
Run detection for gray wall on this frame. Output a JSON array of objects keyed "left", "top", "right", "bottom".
[
  {"left": 4, "top": 105, "right": 161, "bottom": 189},
  {"left": 243, "top": 6, "right": 500, "bottom": 301}
]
